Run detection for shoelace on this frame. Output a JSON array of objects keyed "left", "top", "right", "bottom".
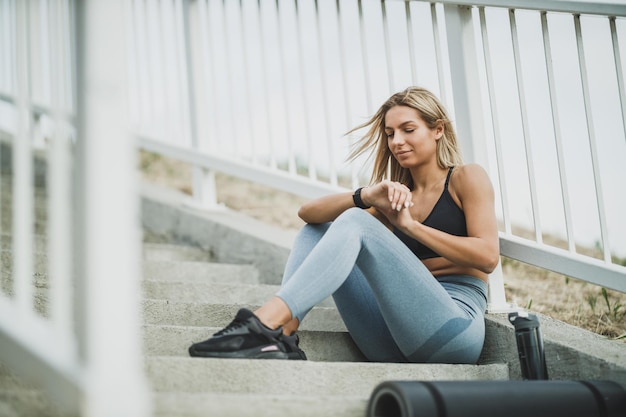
[{"left": 213, "top": 318, "right": 247, "bottom": 337}]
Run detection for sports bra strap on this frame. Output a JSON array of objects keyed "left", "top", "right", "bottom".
[{"left": 444, "top": 166, "right": 454, "bottom": 190}]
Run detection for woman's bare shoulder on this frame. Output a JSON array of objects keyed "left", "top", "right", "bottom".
[
  {"left": 454, "top": 163, "right": 488, "bottom": 177},
  {"left": 452, "top": 164, "right": 491, "bottom": 186},
  {"left": 450, "top": 164, "right": 494, "bottom": 201}
]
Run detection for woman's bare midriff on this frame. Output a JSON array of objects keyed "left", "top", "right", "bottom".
[{"left": 422, "top": 257, "right": 489, "bottom": 283}]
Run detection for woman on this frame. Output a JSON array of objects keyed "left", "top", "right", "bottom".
[{"left": 188, "top": 86, "right": 499, "bottom": 364}]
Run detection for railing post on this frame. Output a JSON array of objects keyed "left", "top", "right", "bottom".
[
  {"left": 14, "top": 0, "right": 35, "bottom": 318},
  {"left": 190, "top": 167, "right": 219, "bottom": 208},
  {"left": 443, "top": 4, "right": 487, "bottom": 167},
  {"left": 183, "top": 0, "right": 219, "bottom": 209},
  {"left": 74, "top": 0, "right": 151, "bottom": 415},
  {"left": 443, "top": 4, "right": 514, "bottom": 312}
]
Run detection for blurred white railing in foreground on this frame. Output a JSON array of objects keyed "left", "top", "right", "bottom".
[
  {"left": 132, "top": 0, "right": 626, "bottom": 304},
  {"left": 0, "top": 0, "right": 150, "bottom": 416}
]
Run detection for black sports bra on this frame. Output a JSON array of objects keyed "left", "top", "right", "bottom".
[{"left": 393, "top": 167, "right": 467, "bottom": 259}]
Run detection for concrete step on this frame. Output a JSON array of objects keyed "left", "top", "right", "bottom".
[
  {"left": 143, "top": 243, "right": 213, "bottom": 263},
  {"left": 143, "top": 260, "right": 259, "bottom": 285},
  {"left": 143, "top": 281, "right": 275, "bottom": 305},
  {"left": 142, "top": 300, "right": 347, "bottom": 332},
  {"left": 146, "top": 356, "right": 509, "bottom": 396},
  {"left": 153, "top": 392, "right": 367, "bottom": 417},
  {"left": 142, "top": 280, "right": 336, "bottom": 308},
  {"left": 143, "top": 324, "right": 366, "bottom": 362}
]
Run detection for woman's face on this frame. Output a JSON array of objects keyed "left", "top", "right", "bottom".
[{"left": 384, "top": 105, "right": 442, "bottom": 168}]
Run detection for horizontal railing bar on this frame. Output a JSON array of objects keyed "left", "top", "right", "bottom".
[
  {"left": 400, "top": 0, "right": 626, "bottom": 18},
  {"left": 139, "top": 136, "right": 346, "bottom": 200},
  {"left": 500, "top": 234, "right": 626, "bottom": 293},
  {"left": 0, "top": 91, "right": 76, "bottom": 125},
  {"left": 30, "top": 103, "right": 75, "bottom": 124}
]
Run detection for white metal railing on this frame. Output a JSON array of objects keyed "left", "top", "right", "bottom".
[
  {"left": 0, "top": 0, "right": 150, "bottom": 416},
  {"left": 132, "top": 0, "right": 626, "bottom": 303}
]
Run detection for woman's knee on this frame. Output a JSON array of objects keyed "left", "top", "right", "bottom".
[
  {"left": 333, "top": 208, "right": 377, "bottom": 232},
  {"left": 299, "top": 222, "right": 330, "bottom": 238},
  {"left": 337, "top": 207, "right": 370, "bottom": 221},
  {"left": 293, "top": 222, "right": 330, "bottom": 248}
]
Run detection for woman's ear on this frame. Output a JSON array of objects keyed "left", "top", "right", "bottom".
[{"left": 434, "top": 119, "right": 444, "bottom": 140}]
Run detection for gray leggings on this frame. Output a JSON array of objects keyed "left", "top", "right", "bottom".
[{"left": 276, "top": 208, "right": 488, "bottom": 364}]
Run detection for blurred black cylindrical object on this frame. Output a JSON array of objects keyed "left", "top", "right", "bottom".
[
  {"left": 509, "top": 311, "right": 548, "bottom": 379},
  {"left": 366, "top": 380, "right": 626, "bottom": 417}
]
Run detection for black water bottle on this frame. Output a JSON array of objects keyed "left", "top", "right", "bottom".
[{"left": 509, "top": 311, "right": 548, "bottom": 380}]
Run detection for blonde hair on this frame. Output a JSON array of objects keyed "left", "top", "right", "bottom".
[{"left": 347, "top": 86, "right": 463, "bottom": 190}]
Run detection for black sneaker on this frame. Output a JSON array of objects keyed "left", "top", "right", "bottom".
[
  {"left": 279, "top": 333, "right": 307, "bottom": 360},
  {"left": 188, "top": 308, "right": 291, "bottom": 359}
]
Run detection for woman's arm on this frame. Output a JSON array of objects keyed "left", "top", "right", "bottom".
[
  {"left": 298, "top": 181, "right": 413, "bottom": 224},
  {"left": 298, "top": 192, "right": 358, "bottom": 224},
  {"left": 389, "top": 164, "right": 500, "bottom": 274}
]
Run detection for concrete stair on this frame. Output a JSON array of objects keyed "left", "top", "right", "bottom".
[{"left": 141, "top": 241, "right": 509, "bottom": 417}]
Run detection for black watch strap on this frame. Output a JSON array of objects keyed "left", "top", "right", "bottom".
[{"left": 352, "top": 187, "right": 371, "bottom": 209}]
